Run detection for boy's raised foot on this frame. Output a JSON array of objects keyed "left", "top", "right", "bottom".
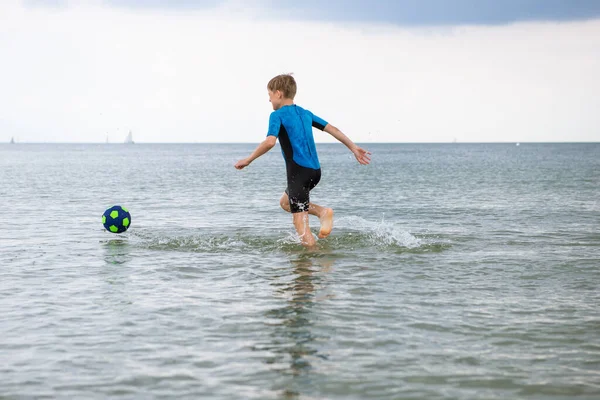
[{"left": 318, "top": 208, "right": 334, "bottom": 239}]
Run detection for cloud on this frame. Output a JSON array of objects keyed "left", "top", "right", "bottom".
[
  {"left": 23, "top": 0, "right": 68, "bottom": 7},
  {"left": 67, "top": 0, "right": 600, "bottom": 26},
  {"left": 1, "top": 1, "right": 599, "bottom": 143}
]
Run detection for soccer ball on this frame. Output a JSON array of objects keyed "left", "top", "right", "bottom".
[{"left": 102, "top": 205, "right": 131, "bottom": 233}]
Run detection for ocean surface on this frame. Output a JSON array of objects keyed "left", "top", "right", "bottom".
[{"left": 1, "top": 142, "right": 599, "bottom": 400}]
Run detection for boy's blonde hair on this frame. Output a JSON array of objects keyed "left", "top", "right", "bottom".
[{"left": 267, "top": 74, "right": 297, "bottom": 99}]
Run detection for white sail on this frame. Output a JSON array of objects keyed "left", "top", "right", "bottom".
[
  {"left": 124, "top": 130, "right": 134, "bottom": 144},
  {"left": 10, "top": 136, "right": 15, "bottom": 144}
]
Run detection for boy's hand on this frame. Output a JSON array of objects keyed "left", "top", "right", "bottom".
[
  {"left": 234, "top": 137, "right": 276, "bottom": 170},
  {"left": 234, "top": 158, "right": 251, "bottom": 170},
  {"left": 352, "top": 146, "right": 371, "bottom": 165}
]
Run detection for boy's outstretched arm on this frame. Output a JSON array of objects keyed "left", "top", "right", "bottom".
[
  {"left": 234, "top": 135, "right": 277, "bottom": 170},
  {"left": 324, "top": 124, "right": 371, "bottom": 165}
]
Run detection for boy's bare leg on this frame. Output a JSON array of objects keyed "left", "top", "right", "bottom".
[
  {"left": 280, "top": 192, "right": 334, "bottom": 239},
  {"left": 292, "top": 212, "right": 316, "bottom": 247},
  {"left": 310, "top": 203, "right": 334, "bottom": 239},
  {"left": 279, "top": 193, "right": 292, "bottom": 213}
]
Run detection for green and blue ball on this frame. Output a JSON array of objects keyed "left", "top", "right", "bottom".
[{"left": 102, "top": 205, "right": 131, "bottom": 233}]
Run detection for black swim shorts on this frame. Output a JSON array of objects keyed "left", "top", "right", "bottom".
[{"left": 285, "top": 160, "right": 321, "bottom": 213}]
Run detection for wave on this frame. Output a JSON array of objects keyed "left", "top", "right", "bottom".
[{"left": 112, "top": 216, "right": 449, "bottom": 254}]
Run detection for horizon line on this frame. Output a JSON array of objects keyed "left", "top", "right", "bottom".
[{"left": 3, "top": 141, "right": 600, "bottom": 145}]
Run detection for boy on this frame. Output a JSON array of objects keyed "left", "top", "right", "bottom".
[{"left": 234, "top": 74, "right": 371, "bottom": 247}]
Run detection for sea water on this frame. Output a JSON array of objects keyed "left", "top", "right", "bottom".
[{"left": 1, "top": 143, "right": 599, "bottom": 399}]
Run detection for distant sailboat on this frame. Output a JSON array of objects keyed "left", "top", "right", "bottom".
[
  {"left": 124, "top": 130, "right": 134, "bottom": 144},
  {"left": 10, "top": 136, "right": 15, "bottom": 144}
]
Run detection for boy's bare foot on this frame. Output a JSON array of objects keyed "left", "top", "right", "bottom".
[{"left": 318, "top": 208, "right": 334, "bottom": 239}]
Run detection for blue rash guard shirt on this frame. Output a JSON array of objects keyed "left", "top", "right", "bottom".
[{"left": 266, "top": 104, "right": 328, "bottom": 170}]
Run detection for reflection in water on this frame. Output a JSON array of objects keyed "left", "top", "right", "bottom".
[
  {"left": 99, "top": 238, "right": 134, "bottom": 310},
  {"left": 265, "top": 251, "right": 336, "bottom": 398},
  {"left": 102, "top": 238, "right": 132, "bottom": 265}
]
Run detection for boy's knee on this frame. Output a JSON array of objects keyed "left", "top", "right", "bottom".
[{"left": 280, "top": 195, "right": 289, "bottom": 211}]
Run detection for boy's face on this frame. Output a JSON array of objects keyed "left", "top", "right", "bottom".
[{"left": 268, "top": 89, "right": 283, "bottom": 110}]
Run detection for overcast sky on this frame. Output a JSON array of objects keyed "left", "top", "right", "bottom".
[{"left": 2, "top": 0, "right": 599, "bottom": 143}]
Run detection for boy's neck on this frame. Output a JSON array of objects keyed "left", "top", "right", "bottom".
[{"left": 281, "top": 98, "right": 294, "bottom": 107}]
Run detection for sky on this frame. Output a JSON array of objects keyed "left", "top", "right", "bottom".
[{"left": 1, "top": 0, "right": 599, "bottom": 143}]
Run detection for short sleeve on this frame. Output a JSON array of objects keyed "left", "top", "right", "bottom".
[
  {"left": 267, "top": 112, "right": 281, "bottom": 137},
  {"left": 309, "top": 111, "right": 328, "bottom": 131}
]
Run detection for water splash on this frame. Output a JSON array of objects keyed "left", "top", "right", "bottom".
[
  {"left": 332, "top": 216, "right": 422, "bottom": 248},
  {"left": 128, "top": 230, "right": 252, "bottom": 253},
  {"left": 120, "top": 215, "right": 440, "bottom": 253},
  {"left": 276, "top": 231, "right": 304, "bottom": 246}
]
